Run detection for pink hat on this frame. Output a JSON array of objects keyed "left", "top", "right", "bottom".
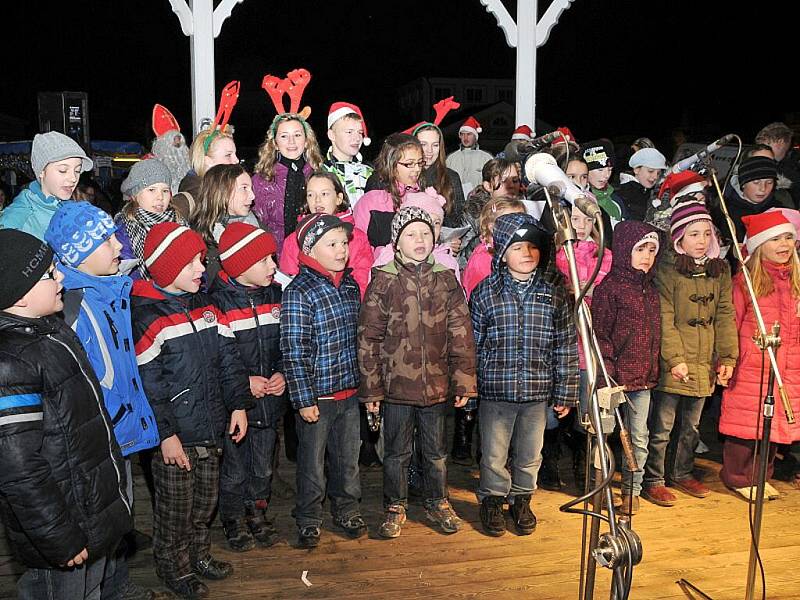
[
  {"left": 400, "top": 186, "right": 446, "bottom": 220},
  {"left": 327, "top": 101, "right": 370, "bottom": 146}
]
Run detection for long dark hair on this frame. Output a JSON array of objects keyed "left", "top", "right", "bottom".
[
  {"left": 375, "top": 133, "right": 423, "bottom": 210},
  {"left": 415, "top": 124, "right": 455, "bottom": 216}
]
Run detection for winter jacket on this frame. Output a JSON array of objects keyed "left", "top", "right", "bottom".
[
  {"left": 322, "top": 149, "right": 374, "bottom": 207},
  {"left": 719, "top": 262, "right": 800, "bottom": 444},
  {"left": 0, "top": 313, "right": 132, "bottom": 568},
  {"left": 470, "top": 216, "right": 580, "bottom": 407},
  {"left": 353, "top": 184, "right": 417, "bottom": 249},
  {"left": 60, "top": 265, "right": 160, "bottom": 456},
  {"left": 420, "top": 166, "right": 467, "bottom": 228},
  {"left": 372, "top": 242, "right": 461, "bottom": 283},
  {"left": 462, "top": 242, "right": 492, "bottom": 301},
  {"left": 209, "top": 271, "right": 287, "bottom": 428},
  {"left": 446, "top": 146, "right": 494, "bottom": 191},
  {"left": 279, "top": 209, "right": 373, "bottom": 298},
  {"left": 712, "top": 180, "right": 794, "bottom": 246},
  {"left": 612, "top": 180, "right": 653, "bottom": 222},
  {"left": 0, "top": 182, "right": 61, "bottom": 239},
  {"left": 130, "top": 281, "right": 252, "bottom": 446},
  {"left": 252, "top": 162, "right": 314, "bottom": 251},
  {"left": 591, "top": 222, "right": 661, "bottom": 390},
  {"left": 654, "top": 255, "right": 738, "bottom": 397},
  {"left": 358, "top": 255, "right": 477, "bottom": 407},
  {"left": 280, "top": 255, "right": 361, "bottom": 410}
]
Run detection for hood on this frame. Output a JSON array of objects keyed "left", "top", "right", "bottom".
[
  {"left": 610, "top": 220, "right": 660, "bottom": 283},
  {"left": 59, "top": 261, "right": 132, "bottom": 302},
  {"left": 491, "top": 212, "right": 552, "bottom": 274},
  {"left": 18, "top": 181, "right": 61, "bottom": 210}
]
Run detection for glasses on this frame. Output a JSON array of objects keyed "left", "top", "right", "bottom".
[{"left": 398, "top": 160, "right": 426, "bottom": 170}]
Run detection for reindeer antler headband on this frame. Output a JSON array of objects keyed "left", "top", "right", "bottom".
[
  {"left": 202, "top": 80, "right": 241, "bottom": 154},
  {"left": 261, "top": 68, "right": 312, "bottom": 137},
  {"left": 403, "top": 96, "right": 461, "bottom": 135}
]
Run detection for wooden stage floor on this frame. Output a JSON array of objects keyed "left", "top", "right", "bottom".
[{"left": 1, "top": 414, "right": 798, "bottom": 599}]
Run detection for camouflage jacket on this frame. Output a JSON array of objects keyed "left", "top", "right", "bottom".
[{"left": 358, "top": 255, "right": 477, "bottom": 406}]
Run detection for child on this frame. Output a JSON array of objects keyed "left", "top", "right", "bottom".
[
  {"left": 471, "top": 213, "right": 579, "bottom": 536},
  {"left": 322, "top": 102, "right": 374, "bottom": 206},
  {"left": 280, "top": 171, "right": 373, "bottom": 297},
  {"left": 359, "top": 207, "right": 477, "bottom": 538},
  {"left": 642, "top": 199, "right": 738, "bottom": 507},
  {"left": 280, "top": 213, "right": 366, "bottom": 548},
  {"left": 131, "top": 222, "right": 252, "bottom": 598},
  {"left": 582, "top": 139, "right": 624, "bottom": 230},
  {"left": 591, "top": 221, "right": 661, "bottom": 514},
  {"left": 719, "top": 212, "right": 800, "bottom": 493},
  {"left": 44, "top": 201, "right": 160, "bottom": 598},
  {"left": 0, "top": 230, "right": 131, "bottom": 600},
  {"left": 612, "top": 148, "right": 668, "bottom": 222},
  {"left": 210, "top": 223, "right": 287, "bottom": 551},
  {"left": 0, "top": 131, "right": 93, "bottom": 238}
]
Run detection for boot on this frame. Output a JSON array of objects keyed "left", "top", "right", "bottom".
[
  {"left": 538, "top": 428, "right": 564, "bottom": 491},
  {"left": 221, "top": 518, "right": 255, "bottom": 552},
  {"left": 479, "top": 496, "right": 506, "bottom": 537},
  {"left": 451, "top": 408, "right": 475, "bottom": 465},
  {"left": 245, "top": 502, "right": 279, "bottom": 547},
  {"left": 509, "top": 494, "right": 537, "bottom": 535}
]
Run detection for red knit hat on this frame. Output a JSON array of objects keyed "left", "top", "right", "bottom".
[
  {"left": 327, "top": 102, "right": 370, "bottom": 146},
  {"left": 658, "top": 171, "right": 707, "bottom": 206},
  {"left": 219, "top": 222, "right": 277, "bottom": 277},
  {"left": 143, "top": 222, "right": 207, "bottom": 287},
  {"left": 459, "top": 116, "right": 482, "bottom": 137},
  {"left": 742, "top": 211, "right": 797, "bottom": 255},
  {"left": 512, "top": 125, "right": 533, "bottom": 141}
]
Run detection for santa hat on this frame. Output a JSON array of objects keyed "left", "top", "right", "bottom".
[
  {"left": 327, "top": 102, "right": 370, "bottom": 146},
  {"left": 459, "top": 116, "right": 482, "bottom": 137},
  {"left": 658, "top": 171, "right": 707, "bottom": 207},
  {"left": 742, "top": 211, "right": 797, "bottom": 256},
  {"left": 512, "top": 125, "right": 533, "bottom": 141},
  {"left": 143, "top": 222, "right": 207, "bottom": 287},
  {"left": 554, "top": 126, "right": 576, "bottom": 145},
  {"left": 219, "top": 222, "right": 277, "bottom": 278}
]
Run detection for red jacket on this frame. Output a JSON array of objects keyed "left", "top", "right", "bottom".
[{"left": 720, "top": 262, "right": 800, "bottom": 444}]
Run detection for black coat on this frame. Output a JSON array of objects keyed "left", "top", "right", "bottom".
[
  {"left": 612, "top": 181, "right": 653, "bottom": 222},
  {"left": 0, "top": 313, "right": 132, "bottom": 568}
]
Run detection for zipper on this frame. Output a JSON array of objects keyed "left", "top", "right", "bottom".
[
  {"left": 104, "top": 311, "right": 119, "bottom": 349},
  {"left": 248, "top": 294, "right": 266, "bottom": 377}
]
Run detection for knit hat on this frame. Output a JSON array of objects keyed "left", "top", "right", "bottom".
[
  {"left": 738, "top": 156, "right": 778, "bottom": 186},
  {"left": 31, "top": 131, "right": 93, "bottom": 180},
  {"left": 327, "top": 102, "right": 370, "bottom": 146},
  {"left": 296, "top": 213, "right": 353, "bottom": 256},
  {"left": 400, "top": 187, "right": 446, "bottom": 221},
  {"left": 670, "top": 199, "right": 720, "bottom": 257},
  {"left": 629, "top": 148, "right": 668, "bottom": 170},
  {"left": 512, "top": 125, "right": 533, "bottom": 141},
  {"left": 120, "top": 158, "right": 172, "bottom": 198},
  {"left": 45, "top": 201, "right": 117, "bottom": 267},
  {"left": 581, "top": 139, "right": 614, "bottom": 170},
  {"left": 631, "top": 230, "right": 660, "bottom": 255},
  {"left": 391, "top": 206, "right": 435, "bottom": 247},
  {"left": 219, "top": 222, "right": 278, "bottom": 277},
  {"left": 459, "top": 116, "right": 482, "bottom": 138},
  {"left": 0, "top": 229, "right": 54, "bottom": 310},
  {"left": 742, "top": 211, "right": 797, "bottom": 255},
  {"left": 143, "top": 222, "right": 207, "bottom": 287},
  {"left": 658, "top": 171, "right": 707, "bottom": 207}
]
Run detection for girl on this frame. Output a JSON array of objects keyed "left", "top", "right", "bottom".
[
  {"left": 414, "top": 124, "right": 466, "bottom": 229},
  {"left": 252, "top": 114, "right": 323, "bottom": 250},
  {"left": 565, "top": 157, "right": 590, "bottom": 191},
  {"left": 179, "top": 127, "right": 240, "bottom": 199},
  {"left": 612, "top": 148, "right": 668, "bottom": 222},
  {"left": 719, "top": 211, "right": 800, "bottom": 494},
  {"left": 642, "top": 199, "right": 738, "bottom": 507},
  {"left": 279, "top": 171, "right": 372, "bottom": 297}
]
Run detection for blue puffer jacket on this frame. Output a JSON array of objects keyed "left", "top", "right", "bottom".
[
  {"left": 0, "top": 182, "right": 61, "bottom": 240},
  {"left": 469, "top": 212, "right": 579, "bottom": 407},
  {"left": 60, "top": 264, "right": 160, "bottom": 456}
]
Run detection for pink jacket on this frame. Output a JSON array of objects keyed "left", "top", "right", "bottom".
[
  {"left": 720, "top": 262, "right": 800, "bottom": 444},
  {"left": 353, "top": 185, "right": 419, "bottom": 249},
  {"left": 372, "top": 243, "right": 461, "bottom": 283},
  {"left": 279, "top": 209, "right": 373, "bottom": 299},
  {"left": 462, "top": 242, "right": 492, "bottom": 301}
]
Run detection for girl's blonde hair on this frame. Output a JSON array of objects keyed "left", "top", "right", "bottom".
[
  {"left": 562, "top": 205, "right": 602, "bottom": 251},
  {"left": 747, "top": 243, "right": 800, "bottom": 298},
  {"left": 254, "top": 114, "right": 323, "bottom": 182},
  {"left": 190, "top": 163, "right": 247, "bottom": 243},
  {"left": 479, "top": 196, "right": 526, "bottom": 246},
  {"left": 190, "top": 129, "right": 235, "bottom": 177}
]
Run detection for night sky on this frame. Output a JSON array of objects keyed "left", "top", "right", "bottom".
[{"left": 2, "top": 1, "right": 797, "bottom": 158}]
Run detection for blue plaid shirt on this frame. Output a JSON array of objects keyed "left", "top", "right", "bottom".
[{"left": 280, "top": 265, "right": 361, "bottom": 410}]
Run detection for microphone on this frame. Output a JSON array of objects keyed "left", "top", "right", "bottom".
[
  {"left": 524, "top": 153, "right": 602, "bottom": 218},
  {"left": 670, "top": 134, "right": 735, "bottom": 174}
]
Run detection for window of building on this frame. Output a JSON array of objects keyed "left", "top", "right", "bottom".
[
  {"left": 466, "top": 87, "right": 484, "bottom": 103},
  {"left": 497, "top": 88, "right": 513, "bottom": 102}
]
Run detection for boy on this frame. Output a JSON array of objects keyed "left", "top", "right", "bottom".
[
  {"left": 322, "top": 102, "right": 374, "bottom": 206},
  {"left": 0, "top": 131, "right": 93, "bottom": 238},
  {"left": 211, "top": 222, "right": 287, "bottom": 552},
  {"left": 131, "top": 222, "right": 252, "bottom": 599},
  {"left": 470, "top": 213, "right": 579, "bottom": 536},
  {"left": 582, "top": 139, "right": 624, "bottom": 240},
  {"left": 0, "top": 229, "right": 131, "bottom": 599},
  {"left": 44, "top": 201, "right": 160, "bottom": 599},
  {"left": 359, "top": 206, "right": 477, "bottom": 538},
  {"left": 281, "top": 213, "right": 366, "bottom": 548}
]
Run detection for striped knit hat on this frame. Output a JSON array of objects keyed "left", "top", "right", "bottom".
[
  {"left": 143, "top": 222, "right": 207, "bottom": 287},
  {"left": 670, "top": 199, "right": 720, "bottom": 258},
  {"left": 219, "top": 222, "right": 277, "bottom": 277}
]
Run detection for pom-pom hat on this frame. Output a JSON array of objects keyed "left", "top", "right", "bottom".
[
  {"left": 459, "top": 116, "right": 482, "bottom": 138},
  {"left": 327, "top": 102, "right": 370, "bottom": 146},
  {"left": 512, "top": 125, "right": 533, "bottom": 141}
]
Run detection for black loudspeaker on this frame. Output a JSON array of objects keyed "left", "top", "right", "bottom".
[{"left": 37, "top": 91, "right": 90, "bottom": 148}]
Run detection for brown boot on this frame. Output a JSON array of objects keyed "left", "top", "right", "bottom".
[{"left": 641, "top": 485, "right": 677, "bottom": 507}]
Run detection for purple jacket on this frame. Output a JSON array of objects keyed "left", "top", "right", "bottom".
[
  {"left": 252, "top": 162, "right": 314, "bottom": 251},
  {"left": 591, "top": 221, "right": 661, "bottom": 391}
]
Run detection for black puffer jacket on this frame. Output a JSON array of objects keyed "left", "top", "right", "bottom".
[
  {"left": 209, "top": 271, "right": 287, "bottom": 428},
  {"left": 130, "top": 280, "right": 253, "bottom": 446},
  {"left": 0, "top": 313, "right": 132, "bottom": 568}
]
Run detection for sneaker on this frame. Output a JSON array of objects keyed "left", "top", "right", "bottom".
[
  {"left": 118, "top": 579, "right": 156, "bottom": 600},
  {"left": 509, "top": 495, "right": 537, "bottom": 535},
  {"left": 163, "top": 574, "right": 209, "bottom": 599},
  {"left": 297, "top": 525, "right": 321, "bottom": 549},
  {"left": 641, "top": 485, "right": 677, "bottom": 507},
  {"left": 378, "top": 504, "right": 407, "bottom": 539},
  {"left": 333, "top": 514, "right": 368, "bottom": 539},
  {"left": 424, "top": 498, "right": 462, "bottom": 534},
  {"left": 245, "top": 506, "right": 279, "bottom": 547},
  {"left": 618, "top": 494, "right": 640, "bottom": 515},
  {"left": 222, "top": 518, "right": 256, "bottom": 552},
  {"left": 669, "top": 477, "right": 710, "bottom": 498},
  {"left": 193, "top": 556, "right": 233, "bottom": 580},
  {"left": 479, "top": 496, "right": 506, "bottom": 537}
]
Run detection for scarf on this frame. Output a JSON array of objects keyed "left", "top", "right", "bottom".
[
  {"left": 126, "top": 207, "right": 185, "bottom": 279},
  {"left": 280, "top": 155, "right": 307, "bottom": 238}
]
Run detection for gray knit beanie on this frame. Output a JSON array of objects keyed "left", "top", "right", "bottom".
[
  {"left": 391, "top": 206, "right": 435, "bottom": 247},
  {"left": 30, "top": 131, "right": 93, "bottom": 180},
  {"left": 120, "top": 158, "right": 173, "bottom": 198}
]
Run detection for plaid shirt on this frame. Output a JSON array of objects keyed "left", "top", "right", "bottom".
[
  {"left": 470, "top": 270, "right": 579, "bottom": 408},
  {"left": 280, "top": 264, "right": 361, "bottom": 409}
]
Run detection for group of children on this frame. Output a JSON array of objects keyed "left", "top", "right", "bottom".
[{"left": 1, "top": 108, "right": 799, "bottom": 600}]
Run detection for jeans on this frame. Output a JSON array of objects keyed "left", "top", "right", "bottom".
[
  {"left": 620, "top": 389, "right": 651, "bottom": 495},
  {"left": 18, "top": 555, "right": 109, "bottom": 600},
  {"left": 294, "top": 396, "right": 361, "bottom": 528},
  {"left": 477, "top": 400, "right": 547, "bottom": 501},
  {"left": 644, "top": 391, "right": 705, "bottom": 488},
  {"left": 383, "top": 401, "right": 448, "bottom": 507}
]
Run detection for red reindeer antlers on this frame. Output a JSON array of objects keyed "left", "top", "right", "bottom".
[
  {"left": 432, "top": 96, "right": 461, "bottom": 126},
  {"left": 261, "top": 68, "right": 312, "bottom": 119},
  {"left": 211, "top": 80, "right": 240, "bottom": 132}
]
